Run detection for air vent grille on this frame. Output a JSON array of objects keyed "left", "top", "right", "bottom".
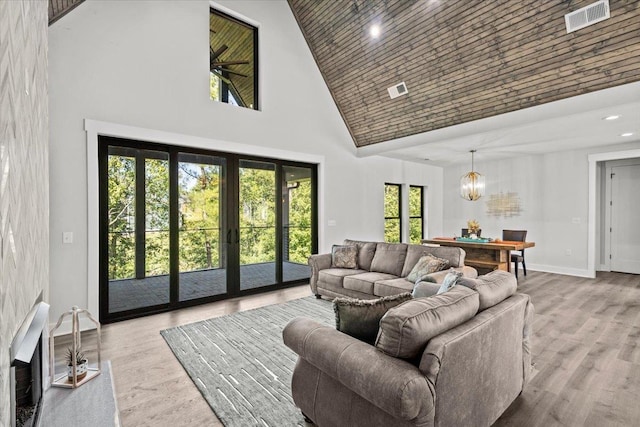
[
  {"left": 387, "top": 82, "right": 408, "bottom": 99},
  {"left": 565, "top": 0, "right": 610, "bottom": 33}
]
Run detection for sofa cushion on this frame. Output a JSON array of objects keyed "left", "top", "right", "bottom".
[
  {"left": 343, "top": 239, "right": 377, "bottom": 271},
  {"left": 333, "top": 293, "right": 413, "bottom": 344},
  {"left": 402, "top": 244, "right": 466, "bottom": 277},
  {"left": 370, "top": 243, "right": 407, "bottom": 276},
  {"left": 457, "top": 270, "right": 517, "bottom": 311},
  {"left": 375, "top": 286, "right": 479, "bottom": 359},
  {"left": 318, "top": 268, "right": 366, "bottom": 289},
  {"left": 406, "top": 254, "right": 449, "bottom": 283},
  {"left": 436, "top": 268, "right": 464, "bottom": 294},
  {"left": 344, "top": 272, "right": 397, "bottom": 294},
  {"left": 331, "top": 245, "right": 358, "bottom": 269},
  {"left": 373, "top": 277, "right": 415, "bottom": 297}
]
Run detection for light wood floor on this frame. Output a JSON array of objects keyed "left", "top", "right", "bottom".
[{"left": 94, "top": 271, "right": 640, "bottom": 426}]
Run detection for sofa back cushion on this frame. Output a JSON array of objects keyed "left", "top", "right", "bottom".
[
  {"left": 370, "top": 243, "right": 408, "bottom": 276},
  {"left": 401, "top": 245, "right": 466, "bottom": 277},
  {"left": 375, "top": 286, "right": 479, "bottom": 359},
  {"left": 457, "top": 270, "right": 517, "bottom": 311},
  {"left": 343, "top": 239, "right": 378, "bottom": 271}
]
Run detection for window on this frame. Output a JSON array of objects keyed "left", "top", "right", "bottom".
[
  {"left": 384, "top": 183, "right": 401, "bottom": 243},
  {"left": 409, "top": 186, "right": 424, "bottom": 244},
  {"left": 209, "top": 8, "right": 258, "bottom": 110}
]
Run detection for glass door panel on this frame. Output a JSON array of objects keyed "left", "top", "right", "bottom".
[
  {"left": 282, "top": 166, "right": 312, "bottom": 282},
  {"left": 107, "top": 148, "right": 170, "bottom": 314},
  {"left": 178, "top": 153, "right": 228, "bottom": 301},
  {"left": 239, "top": 160, "right": 276, "bottom": 290}
]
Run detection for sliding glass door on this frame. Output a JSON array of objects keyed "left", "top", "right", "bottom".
[
  {"left": 105, "top": 147, "right": 171, "bottom": 314},
  {"left": 178, "top": 153, "right": 228, "bottom": 302},
  {"left": 239, "top": 160, "right": 277, "bottom": 290},
  {"left": 99, "top": 137, "right": 317, "bottom": 322}
]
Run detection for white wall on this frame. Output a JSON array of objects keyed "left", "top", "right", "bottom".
[
  {"left": 443, "top": 141, "right": 640, "bottom": 277},
  {"left": 48, "top": 0, "right": 443, "bottom": 322}
]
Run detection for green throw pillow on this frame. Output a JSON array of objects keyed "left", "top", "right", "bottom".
[
  {"left": 333, "top": 293, "right": 413, "bottom": 345},
  {"left": 437, "top": 268, "right": 463, "bottom": 294},
  {"left": 406, "top": 254, "right": 449, "bottom": 283},
  {"left": 331, "top": 245, "right": 358, "bottom": 269}
]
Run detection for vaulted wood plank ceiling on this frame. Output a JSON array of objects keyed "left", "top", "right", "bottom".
[
  {"left": 287, "top": 0, "right": 640, "bottom": 148},
  {"left": 49, "top": 0, "right": 84, "bottom": 25}
]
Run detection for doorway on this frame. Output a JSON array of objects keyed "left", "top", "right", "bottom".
[
  {"left": 98, "top": 136, "right": 317, "bottom": 322},
  {"left": 606, "top": 159, "right": 640, "bottom": 274}
]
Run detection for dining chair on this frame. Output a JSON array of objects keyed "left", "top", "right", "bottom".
[{"left": 502, "top": 230, "right": 527, "bottom": 279}]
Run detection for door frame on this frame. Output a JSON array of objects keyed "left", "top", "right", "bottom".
[
  {"left": 588, "top": 148, "right": 640, "bottom": 277},
  {"left": 603, "top": 158, "right": 640, "bottom": 272},
  {"left": 90, "top": 120, "right": 322, "bottom": 323}
]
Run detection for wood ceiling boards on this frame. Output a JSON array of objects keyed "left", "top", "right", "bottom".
[
  {"left": 287, "top": 0, "right": 640, "bottom": 147},
  {"left": 49, "top": 0, "right": 84, "bottom": 25}
]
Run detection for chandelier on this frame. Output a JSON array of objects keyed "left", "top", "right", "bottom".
[{"left": 460, "top": 150, "right": 485, "bottom": 201}]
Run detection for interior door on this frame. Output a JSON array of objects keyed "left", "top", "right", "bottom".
[{"left": 610, "top": 164, "right": 640, "bottom": 274}]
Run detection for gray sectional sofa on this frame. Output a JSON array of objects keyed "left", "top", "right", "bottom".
[
  {"left": 308, "top": 239, "right": 478, "bottom": 299},
  {"left": 284, "top": 270, "right": 534, "bottom": 427}
]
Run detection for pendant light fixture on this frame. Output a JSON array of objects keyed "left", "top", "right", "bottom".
[{"left": 460, "top": 150, "right": 485, "bottom": 201}]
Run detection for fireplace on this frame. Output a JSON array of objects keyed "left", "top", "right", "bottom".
[{"left": 10, "top": 297, "right": 49, "bottom": 427}]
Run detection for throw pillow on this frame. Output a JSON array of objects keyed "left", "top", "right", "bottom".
[
  {"left": 331, "top": 245, "right": 358, "bottom": 269},
  {"left": 406, "top": 255, "right": 449, "bottom": 283},
  {"left": 333, "top": 293, "right": 413, "bottom": 345},
  {"left": 437, "top": 268, "right": 463, "bottom": 294}
]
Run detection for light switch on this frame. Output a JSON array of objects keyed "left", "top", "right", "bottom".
[{"left": 63, "top": 232, "right": 73, "bottom": 244}]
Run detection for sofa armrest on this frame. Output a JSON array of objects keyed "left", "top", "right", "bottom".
[
  {"left": 283, "top": 317, "right": 434, "bottom": 421},
  {"left": 307, "top": 253, "right": 332, "bottom": 294}
]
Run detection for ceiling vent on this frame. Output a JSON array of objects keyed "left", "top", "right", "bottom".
[
  {"left": 565, "top": 0, "right": 610, "bottom": 33},
  {"left": 387, "top": 82, "right": 408, "bottom": 99}
]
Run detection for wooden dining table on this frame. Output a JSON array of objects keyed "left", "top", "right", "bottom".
[{"left": 421, "top": 237, "right": 535, "bottom": 274}]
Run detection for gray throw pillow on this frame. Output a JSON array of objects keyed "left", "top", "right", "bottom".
[
  {"left": 407, "top": 254, "right": 449, "bottom": 283},
  {"left": 333, "top": 293, "right": 413, "bottom": 345},
  {"left": 331, "top": 245, "right": 358, "bottom": 269},
  {"left": 437, "top": 268, "right": 463, "bottom": 294}
]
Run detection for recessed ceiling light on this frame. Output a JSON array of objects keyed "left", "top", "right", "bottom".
[
  {"left": 603, "top": 115, "right": 620, "bottom": 120},
  {"left": 621, "top": 132, "right": 634, "bottom": 137},
  {"left": 370, "top": 24, "right": 381, "bottom": 38}
]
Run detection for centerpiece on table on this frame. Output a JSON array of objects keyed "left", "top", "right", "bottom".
[{"left": 467, "top": 219, "right": 480, "bottom": 238}]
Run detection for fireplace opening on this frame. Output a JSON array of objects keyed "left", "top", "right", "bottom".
[
  {"left": 10, "top": 298, "right": 49, "bottom": 427},
  {"left": 14, "top": 336, "right": 43, "bottom": 427}
]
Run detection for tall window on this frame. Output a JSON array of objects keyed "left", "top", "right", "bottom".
[
  {"left": 209, "top": 8, "right": 258, "bottom": 110},
  {"left": 409, "top": 186, "right": 424, "bottom": 244},
  {"left": 384, "top": 183, "right": 401, "bottom": 243}
]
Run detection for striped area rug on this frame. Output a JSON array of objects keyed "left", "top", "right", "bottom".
[{"left": 160, "top": 297, "right": 334, "bottom": 426}]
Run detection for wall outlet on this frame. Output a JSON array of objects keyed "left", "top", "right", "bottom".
[
  {"left": 565, "top": 249, "right": 572, "bottom": 256},
  {"left": 63, "top": 232, "right": 73, "bottom": 244}
]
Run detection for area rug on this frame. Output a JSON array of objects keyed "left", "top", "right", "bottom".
[{"left": 160, "top": 297, "right": 334, "bottom": 427}]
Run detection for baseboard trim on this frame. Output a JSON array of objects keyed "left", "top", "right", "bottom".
[{"left": 527, "top": 263, "right": 595, "bottom": 278}]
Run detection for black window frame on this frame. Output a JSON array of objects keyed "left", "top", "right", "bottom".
[
  {"left": 209, "top": 7, "right": 259, "bottom": 110},
  {"left": 384, "top": 183, "right": 402, "bottom": 243},
  {"left": 409, "top": 185, "right": 425, "bottom": 244}
]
